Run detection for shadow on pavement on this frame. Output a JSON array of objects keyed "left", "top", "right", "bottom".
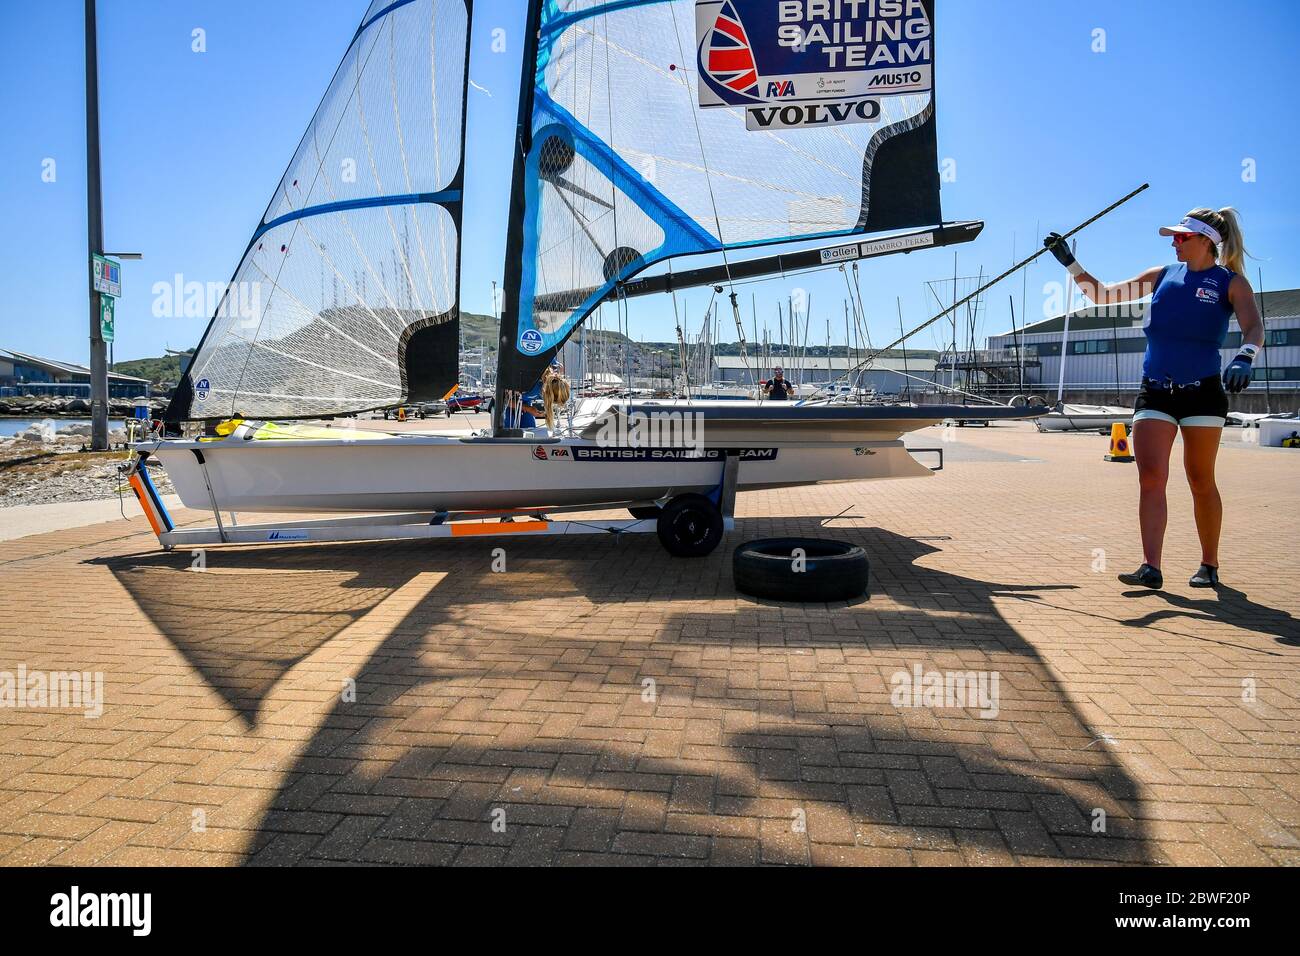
[
  {"left": 1119, "top": 585, "right": 1299, "bottom": 648},
  {"left": 98, "top": 519, "right": 1154, "bottom": 864}
]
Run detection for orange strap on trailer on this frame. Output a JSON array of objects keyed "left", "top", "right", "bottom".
[{"left": 126, "top": 456, "right": 174, "bottom": 536}]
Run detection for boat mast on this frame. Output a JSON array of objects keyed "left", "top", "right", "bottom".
[{"left": 492, "top": 0, "right": 544, "bottom": 433}]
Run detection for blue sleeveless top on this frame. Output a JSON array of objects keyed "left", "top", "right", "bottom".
[{"left": 1143, "top": 264, "right": 1235, "bottom": 384}]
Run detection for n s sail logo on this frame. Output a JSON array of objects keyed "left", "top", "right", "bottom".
[{"left": 518, "top": 329, "right": 543, "bottom": 354}]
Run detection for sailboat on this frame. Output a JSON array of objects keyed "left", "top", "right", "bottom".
[{"left": 129, "top": 0, "right": 1038, "bottom": 556}]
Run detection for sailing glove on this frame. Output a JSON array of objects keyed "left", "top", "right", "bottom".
[
  {"left": 1043, "top": 232, "right": 1077, "bottom": 268},
  {"left": 1222, "top": 348, "right": 1256, "bottom": 393}
]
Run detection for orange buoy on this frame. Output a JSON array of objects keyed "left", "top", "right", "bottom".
[{"left": 1104, "top": 422, "right": 1134, "bottom": 462}]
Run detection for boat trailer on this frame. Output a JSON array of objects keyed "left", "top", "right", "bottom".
[{"left": 125, "top": 450, "right": 741, "bottom": 558}]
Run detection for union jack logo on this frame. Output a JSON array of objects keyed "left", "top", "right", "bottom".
[{"left": 701, "top": 1, "right": 759, "bottom": 100}]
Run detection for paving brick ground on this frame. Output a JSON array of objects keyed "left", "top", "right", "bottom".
[{"left": 0, "top": 422, "right": 1296, "bottom": 866}]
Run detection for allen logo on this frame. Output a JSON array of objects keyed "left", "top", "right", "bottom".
[{"left": 532, "top": 445, "right": 548, "bottom": 461}]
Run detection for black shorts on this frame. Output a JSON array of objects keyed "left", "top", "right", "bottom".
[{"left": 1132, "top": 375, "right": 1228, "bottom": 427}]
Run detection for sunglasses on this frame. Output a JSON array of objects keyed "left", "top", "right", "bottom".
[{"left": 1171, "top": 232, "right": 1202, "bottom": 245}]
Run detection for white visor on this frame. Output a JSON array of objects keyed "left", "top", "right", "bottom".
[{"left": 1159, "top": 216, "right": 1222, "bottom": 246}]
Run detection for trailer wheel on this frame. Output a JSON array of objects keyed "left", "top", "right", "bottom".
[
  {"left": 733, "top": 537, "right": 869, "bottom": 602},
  {"left": 628, "top": 505, "right": 661, "bottom": 520},
  {"left": 656, "top": 494, "right": 723, "bottom": 557}
]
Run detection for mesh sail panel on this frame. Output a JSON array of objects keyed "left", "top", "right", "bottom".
[
  {"left": 172, "top": 0, "right": 469, "bottom": 420},
  {"left": 497, "top": 0, "right": 939, "bottom": 390}
]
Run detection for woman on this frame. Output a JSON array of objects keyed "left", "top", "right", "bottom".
[{"left": 1044, "top": 208, "right": 1263, "bottom": 589}]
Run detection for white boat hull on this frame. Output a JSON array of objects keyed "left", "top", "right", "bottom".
[
  {"left": 145, "top": 402, "right": 1040, "bottom": 516},
  {"left": 149, "top": 434, "right": 928, "bottom": 515},
  {"left": 1035, "top": 404, "right": 1133, "bottom": 432}
]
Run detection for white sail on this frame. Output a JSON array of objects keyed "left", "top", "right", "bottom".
[{"left": 169, "top": 0, "right": 471, "bottom": 421}]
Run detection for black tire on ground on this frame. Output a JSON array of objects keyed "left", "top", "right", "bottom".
[
  {"left": 733, "top": 537, "right": 869, "bottom": 602},
  {"left": 628, "top": 505, "right": 661, "bottom": 520},
  {"left": 655, "top": 494, "right": 723, "bottom": 557}
]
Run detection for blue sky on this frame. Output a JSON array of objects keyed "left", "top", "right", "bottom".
[{"left": 2, "top": 0, "right": 1298, "bottom": 364}]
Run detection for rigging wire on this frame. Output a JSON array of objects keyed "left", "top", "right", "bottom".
[{"left": 666, "top": 3, "right": 759, "bottom": 399}]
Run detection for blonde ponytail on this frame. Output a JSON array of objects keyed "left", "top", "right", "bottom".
[{"left": 1186, "top": 206, "right": 1249, "bottom": 276}]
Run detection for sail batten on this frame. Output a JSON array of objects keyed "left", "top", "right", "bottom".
[{"left": 168, "top": 0, "right": 471, "bottom": 422}]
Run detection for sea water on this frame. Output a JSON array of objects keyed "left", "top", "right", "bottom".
[{"left": 0, "top": 419, "right": 125, "bottom": 438}]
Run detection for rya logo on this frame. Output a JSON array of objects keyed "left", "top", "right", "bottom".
[{"left": 765, "top": 80, "right": 796, "bottom": 97}]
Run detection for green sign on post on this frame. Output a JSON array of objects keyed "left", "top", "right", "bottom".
[
  {"left": 91, "top": 254, "right": 122, "bottom": 297},
  {"left": 100, "top": 294, "right": 115, "bottom": 343}
]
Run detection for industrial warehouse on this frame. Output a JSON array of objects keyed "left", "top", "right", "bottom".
[{"left": 980, "top": 288, "right": 1300, "bottom": 411}]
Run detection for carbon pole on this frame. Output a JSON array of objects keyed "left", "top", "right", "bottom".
[{"left": 855, "top": 183, "right": 1150, "bottom": 374}]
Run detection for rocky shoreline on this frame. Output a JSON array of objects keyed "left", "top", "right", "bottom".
[
  {"left": 0, "top": 422, "right": 175, "bottom": 508},
  {"left": 0, "top": 395, "right": 168, "bottom": 418}
]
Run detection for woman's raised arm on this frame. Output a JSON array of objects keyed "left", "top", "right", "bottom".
[{"left": 1042, "top": 232, "right": 1163, "bottom": 304}]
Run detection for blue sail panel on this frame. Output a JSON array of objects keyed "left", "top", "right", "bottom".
[{"left": 497, "top": 0, "right": 940, "bottom": 391}]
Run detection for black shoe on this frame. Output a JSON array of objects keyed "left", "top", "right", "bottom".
[
  {"left": 1118, "top": 564, "right": 1163, "bottom": 589},
  {"left": 1189, "top": 564, "right": 1220, "bottom": 588}
]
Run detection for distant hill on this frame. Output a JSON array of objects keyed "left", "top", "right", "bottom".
[
  {"left": 459, "top": 310, "right": 633, "bottom": 349},
  {"left": 113, "top": 354, "right": 185, "bottom": 384},
  {"left": 115, "top": 310, "right": 917, "bottom": 386}
]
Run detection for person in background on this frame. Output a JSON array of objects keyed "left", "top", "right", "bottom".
[
  {"left": 1044, "top": 207, "right": 1263, "bottom": 590},
  {"left": 763, "top": 366, "right": 793, "bottom": 401}
]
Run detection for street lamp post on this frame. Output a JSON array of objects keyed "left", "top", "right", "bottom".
[{"left": 85, "top": 0, "right": 108, "bottom": 450}]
